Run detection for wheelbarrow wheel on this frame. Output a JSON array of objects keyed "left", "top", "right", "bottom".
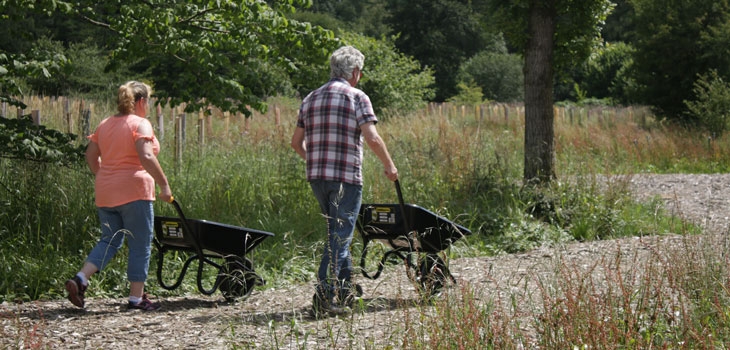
[
  {"left": 219, "top": 256, "right": 262, "bottom": 302},
  {"left": 418, "top": 254, "right": 448, "bottom": 298}
]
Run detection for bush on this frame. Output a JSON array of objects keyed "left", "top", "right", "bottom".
[
  {"left": 339, "top": 31, "right": 435, "bottom": 116},
  {"left": 684, "top": 70, "right": 730, "bottom": 137},
  {"left": 19, "top": 38, "right": 142, "bottom": 99},
  {"left": 447, "top": 81, "right": 484, "bottom": 105},
  {"left": 456, "top": 50, "right": 523, "bottom": 103},
  {"left": 579, "top": 42, "right": 636, "bottom": 105}
]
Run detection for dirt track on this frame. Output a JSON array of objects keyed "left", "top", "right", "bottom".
[{"left": 2, "top": 174, "right": 729, "bottom": 349}]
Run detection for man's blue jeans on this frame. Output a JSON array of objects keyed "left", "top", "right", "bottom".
[
  {"left": 86, "top": 200, "right": 155, "bottom": 282},
  {"left": 310, "top": 180, "right": 362, "bottom": 302}
]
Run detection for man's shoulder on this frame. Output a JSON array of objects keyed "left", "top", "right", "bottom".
[{"left": 306, "top": 80, "right": 369, "bottom": 101}]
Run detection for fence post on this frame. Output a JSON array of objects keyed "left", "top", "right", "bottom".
[
  {"left": 156, "top": 104, "right": 164, "bottom": 141},
  {"left": 2, "top": 102, "right": 6, "bottom": 118},
  {"left": 180, "top": 113, "right": 187, "bottom": 147},
  {"left": 81, "top": 109, "right": 91, "bottom": 137},
  {"left": 31, "top": 110, "right": 41, "bottom": 125},
  {"left": 224, "top": 111, "right": 230, "bottom": 138},
  {"left": 206, "top": 108, "right": 214, "bottom": 137},
  {"left": 240, "top": 112, "right": 248, "bottom": 135},
  {"left": 64, "top": 98, "right": 73, "bottom": 134},
  {"left": 174, "top": 114, "right": 183, "bottom": 174},
  {"left": 198, "top": 109, "right": 205, "bottom": 156},
  {"left": 169, "top": 105, "right": 176, "bottom": 134},
  {"left": 275, "top": 105, "right": 281, "bottom": 128}
]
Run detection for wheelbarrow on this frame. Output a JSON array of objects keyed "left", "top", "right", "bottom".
[
  {"left": 357, "top": 180, "right": 472, "bottom": 297},
  {"left": 154, "top": 199, "right": 274, "bottom": 301}
]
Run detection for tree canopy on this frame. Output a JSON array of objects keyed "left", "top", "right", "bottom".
[
  {"left": 630, "top": 0, "right": 730, "bottom": 121},
  {"left": 385, "top": 0, "right": 489, "bottom": 101},
  {"left": 1, "top": 0, "right": 339, "bottom": 115}
]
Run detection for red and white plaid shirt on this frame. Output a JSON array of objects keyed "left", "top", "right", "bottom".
[{"left": 296, "top": 78, "right": 378, "bottom": 186}]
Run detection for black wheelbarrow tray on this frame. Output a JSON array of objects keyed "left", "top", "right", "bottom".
[
  {"left": 356, "top": 180, "right": 472, "bottom": 297},
  {"left": 154, "top": 199, "right": 274, "bottom": 301}
]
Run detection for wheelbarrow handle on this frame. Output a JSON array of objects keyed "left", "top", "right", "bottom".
[
  {"left": 165, "top": 197, "right": 207, "bottom": 257},
  {"left": 168, "top": 198, "right": 188, "bottom": 224},
  {"left": 394, "top": 179, "right": 412, "bottom": 235},
  {"left": 395, "top": 180, "right": 405, "bottom": 208}
]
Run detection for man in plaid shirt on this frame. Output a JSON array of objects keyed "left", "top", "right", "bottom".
[{"left": 291, "top": 45, "right": 398, "bottom": 317}]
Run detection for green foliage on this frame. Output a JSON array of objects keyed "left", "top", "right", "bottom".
[
  {"left": 339, "top": 31, "right": 435, "bottom": 116},
  {"left": 295, "top": 0, "right": 392, "bottom": 38},
  {"left": 287, "top": 10, "right": 348, "bottom": 36},
  {"left": 0, "top": 0, "right": 74, "bottom": 107},
  {"left": 474, "top": 175, "right": 692, "bottom": 254},
  {"left": 0, "top": 45, "right": 67, "bottom": 109},
  {"left": 1, "top": 0, "right": 339, "bottom": 116},
  {"left": 19, "top": 38, "right": 137, "bottom": 98},
  {"left": 684, "top": 70, "right": 730, "bottom": 137},
  {"left": 0, "top": 100, "right": 703, "bottom": 302},
  {"left": 490, "top": 0, "right": 614, "bottom": 77},
  {"left": 386, "top": 0, "right": 491, "bottom": 101},
  {"left": 602, "top": 0, "right": 636, "bottom": 42},
  {"left": 94, "top": 0, "right": 339, "bottom": 115},
  {"left": 576, "top": 42, "right": 638, "bottom": 105},
  {"left": 631, "top": 0, "right": 730, "bottom": 120},
  {"left": 0, "top": 116, "right": 85, "bottom": 166},
  {"left": 456, "top": 50, "right": 524, "bottom": 102},
  {"left": 447, "top": 81, "right": 485, "bottom": 106},
  {"left": 0, "top": 156, "right": 95, "bottom": 301}
]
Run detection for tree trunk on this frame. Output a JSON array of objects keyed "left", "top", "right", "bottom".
[{"left": 523, "top": 0, "right": 556, "bottom": 185}]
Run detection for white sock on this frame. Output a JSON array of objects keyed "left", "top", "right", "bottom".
[
  {"left": 129, "top": 296, "right": 142, "bottom": 304},
  {"left": 76, "top": 272, "right": 88, "bottom": 286}
]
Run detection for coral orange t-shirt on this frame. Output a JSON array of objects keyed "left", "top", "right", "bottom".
[{"left": 88, "top": 115, "right": 160, "bottom": 207}]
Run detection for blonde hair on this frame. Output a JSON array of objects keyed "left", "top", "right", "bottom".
[{"left": 117, "top": 81, "right": 152, "bottom": 114}]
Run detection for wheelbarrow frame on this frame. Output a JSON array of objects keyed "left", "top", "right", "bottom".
[
  {"left": 356, "top": 180, "right": 471, "bottom": 297},
  {"left": 154, "top": 199, "right": 274, "bottom": 301}
]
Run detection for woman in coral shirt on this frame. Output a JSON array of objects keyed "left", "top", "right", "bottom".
[{"left": 65, "top": 81, "right": 172, "bottom": 311}]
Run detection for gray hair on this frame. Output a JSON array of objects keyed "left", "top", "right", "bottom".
[{"left": 330, "top": 46, "right": 364, "bottom": 80}]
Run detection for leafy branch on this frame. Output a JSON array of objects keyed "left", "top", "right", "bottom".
[{"left": 0, "top": 116, "right": 85, "bottom": 167}]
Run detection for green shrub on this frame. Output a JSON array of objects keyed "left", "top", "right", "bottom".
[
  {"left": 339, "top": 31, "right": 436, "bottom": 116},
  {"left": 456, "top": 50, "right": 524, "bottom": 103},
  {"left": 447, "top": 81, "right": 484, "bottom": 105},
  {"left": 684, "top": 69, "right": 730, "bottom": 137}
]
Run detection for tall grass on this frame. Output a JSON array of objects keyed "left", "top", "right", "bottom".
[
  {"left": 0, "top": 98, "right": 712, "bottom": 301},
  {"left": 6, "top": 96, "right": 730, "bottom": 346},
  {"left": 533, "top": 234, "right": 730, "bottom": 348}
]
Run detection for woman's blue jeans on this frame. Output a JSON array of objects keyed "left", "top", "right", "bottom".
[
  {"left": 86, "top": 200, "right": 155, "bottom": 283},
  {"left": 310, "top": 180, "right": 362, "bottom": 302}
]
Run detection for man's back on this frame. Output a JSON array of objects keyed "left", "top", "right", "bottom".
[{"left": 297, "top": 78, "right": 378, "bottom": 185}]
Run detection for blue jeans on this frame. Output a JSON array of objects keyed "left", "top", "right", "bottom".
[
  {"left": 310, "top": 180, "right": 362, "bottom": 302},
  {"left": 86, "top": 200, "right": 154, "bottom": 282}
]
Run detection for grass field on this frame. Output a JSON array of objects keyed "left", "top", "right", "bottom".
[{"left": 3, "top": 96, "right": 730, "bottom": 347}]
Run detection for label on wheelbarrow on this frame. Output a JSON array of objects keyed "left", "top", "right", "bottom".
[
  {"left": 161, "top": 220, "right": 184, "bottom": 239},
  {"left": 371, "top": 206, "right": 397, "bottom": 224}
]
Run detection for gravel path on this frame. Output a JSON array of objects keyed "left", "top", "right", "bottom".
[{"left": 2, "top": 174, "right": 729, "bottom": 349}]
